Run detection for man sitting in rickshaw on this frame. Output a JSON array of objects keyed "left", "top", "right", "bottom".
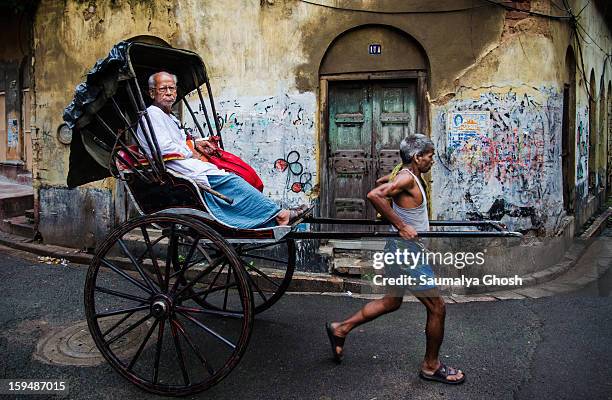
[{"left": 137, "top": 71, "right": 308, "bottom": 229}]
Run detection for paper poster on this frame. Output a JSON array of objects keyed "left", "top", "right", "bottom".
[{"left": 446, "top": 111, "right": 490, "bottom": 149}]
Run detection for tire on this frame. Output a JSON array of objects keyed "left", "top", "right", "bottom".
[{"left": 84, "top": 214, "right": 254, "bottom": 396}]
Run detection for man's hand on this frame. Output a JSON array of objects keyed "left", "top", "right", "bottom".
[
  {"left": 398, "top": 224, "right": 418, "bottom": 240},
  {"left": 194, "top": 139, "right": 218, "bottom": 156}
]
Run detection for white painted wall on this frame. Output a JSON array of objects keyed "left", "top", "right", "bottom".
[{"left": 185, "top": 90, "right": 317, "bottom": 208}]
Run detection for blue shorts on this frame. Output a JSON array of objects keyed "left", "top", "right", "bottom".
[{"left": 383, "top": 238, "right": 437, "bottom": 292}]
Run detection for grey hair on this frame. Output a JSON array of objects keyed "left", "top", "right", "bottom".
[
  {"left": 148, "top": 71, "right": 178, "bottom": 89},
  {"left": 400, "top": 134, "right": 434, "bottom": 164}
]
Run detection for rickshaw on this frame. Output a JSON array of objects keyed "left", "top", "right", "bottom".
[{"left": 64, "top": 41, "right": 521, "bottom": 396}]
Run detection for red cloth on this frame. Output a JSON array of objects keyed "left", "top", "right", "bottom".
[{"left": 187, "top": 136, "right": 264, "bottom": 192}]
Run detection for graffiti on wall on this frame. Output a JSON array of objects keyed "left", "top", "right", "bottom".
[
  {"left": 7, "top": 118, "right": 19, "bottom": 148},
  {"left": 575, "top": 106, "right": 589, "bottom": 188},
  {"left": 432, "top": 87, "right": 563, "bottom": 232},
  {"left": 273, "top": 151, "right": 313, "bottom": 193},
  {"left": 185, "top": 92, "right": 316, "bottom": 207}
]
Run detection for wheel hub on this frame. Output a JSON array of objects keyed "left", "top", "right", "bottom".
[{"left": 150, "top": 295, "right": 173, "bottom": 319}]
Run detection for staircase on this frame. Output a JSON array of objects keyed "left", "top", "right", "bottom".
[
  {"left": 328, "top": 240, "right": 384, "bottom": 276},
  {"left": 0, "top": 179, "right": 35, "bottom": 239}
]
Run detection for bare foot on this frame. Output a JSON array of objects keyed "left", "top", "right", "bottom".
[{"left": 275, "top": 210, "right": 290, "bottom": 225}]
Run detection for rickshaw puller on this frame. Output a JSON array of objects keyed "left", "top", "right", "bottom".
[{"left": 325, "top": 134, "right": 465, "bottom": 385}]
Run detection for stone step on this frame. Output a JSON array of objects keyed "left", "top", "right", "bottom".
[
  {"left": 1, "top": 215, "right": 35, "bottom": 239},
  {"left": 0, "top": 181, "right": 34, "bottom": 220},
  {"left": 332, "top": 256, "right": 375, "bottom": 276}
]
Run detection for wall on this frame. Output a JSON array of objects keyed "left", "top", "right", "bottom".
[
  {"left": 432, "top": 86, "right": 564, "bottom": 233},
  {"left": 185, "top": 92, "right": 317, "bottom": 208},
  {"left": 429, "top": 7, "right": 566, "bottom": 234},
  {"left": 430, "top": 0, "right": 612, "bottom": 235},
  {"left": 32, "top": 0, "right": 506, "bottom": 247},
  {"left": 30, "top": 0, "right": 612, "bottom": 249},
  {"left": 566, "top": 0, "right": 612, "bottom": 228}
]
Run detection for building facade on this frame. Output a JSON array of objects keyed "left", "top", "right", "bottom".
[{"left": 3, "top": 0, "right": 611, "bottom": 271}]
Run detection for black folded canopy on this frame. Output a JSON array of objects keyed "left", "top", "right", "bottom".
[{"left": 63, "top": 41, "right": 208, "bottom": 188}]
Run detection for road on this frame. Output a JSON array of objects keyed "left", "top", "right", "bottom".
[{"left": 0, "top": 245, "right": 611, "bottom": 400}]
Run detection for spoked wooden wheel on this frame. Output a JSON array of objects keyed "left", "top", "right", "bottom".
[
  {"left": 237, "top": 239, "right": 295, "bottom": 313},
  {"left": 196, "top": 239, "right": 296, "bottom": 314},
  {"left": 84, "top": 214, "right": 254, "bottom": 397}
]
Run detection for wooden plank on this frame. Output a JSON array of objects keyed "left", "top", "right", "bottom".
[
  {"left": 417, "top": 73, "right": 429, "bottom": 135},
  {"left": 334, "top": 113, "right": 365, "bottom": 124},
  {"left": 322, "top": 71, "right": 420, "bottom": 81},
  {"left": 379, "top": 113, "right": 411, "bottom": 123},
  {"left": 319, "top": 78, "right": 329, "bottom": 226}
]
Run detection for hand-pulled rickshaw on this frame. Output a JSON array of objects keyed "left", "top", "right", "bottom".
[{"left": 64, "top": 42, "right": 522, "bottom": 396}]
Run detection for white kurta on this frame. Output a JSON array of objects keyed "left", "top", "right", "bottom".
[{"left": 136, "top": 105, "right": 227, "bottom": 187}]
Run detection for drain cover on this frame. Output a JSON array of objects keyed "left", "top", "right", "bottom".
[{"left": 35, "top": 318, "right": 153, "bottom": 366}]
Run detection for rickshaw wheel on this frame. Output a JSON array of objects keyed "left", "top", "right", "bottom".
[
  {"left": 194, "top": 238, "right": 295, "bottom": 314},
  {"left": 84, "top": 214, "right": 254, "bottom": 397}
]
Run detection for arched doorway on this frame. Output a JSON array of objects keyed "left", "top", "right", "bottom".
[
  {"left": 318, "top": 25, "right": 429, "bottom": 226},
  {"left": 598, "top": 76, "right": 606, "bottom": 195},
  {"left": 588, "top": 69, "right": 597, "bottom": 194},
  {"left": 561, "top": 47, "right": 576, "bottom": 213}
]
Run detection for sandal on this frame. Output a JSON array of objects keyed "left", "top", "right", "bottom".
[
  {"left": 288, "top": 204, "right": 314, "bottom": 225},
  {"left": 325, "top": 322, "right": 345, "bottom": 364},
  {"left": 419, "top": 363, "right": 465, "bottom": 385}
]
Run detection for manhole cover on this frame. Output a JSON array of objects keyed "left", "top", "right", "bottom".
[{"left": 35, "top": 318, "right": 153, "bottom": 366}]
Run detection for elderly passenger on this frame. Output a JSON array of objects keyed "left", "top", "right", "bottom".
[{"left": 137, "top": 71, "right": 306, "bottom": 228}]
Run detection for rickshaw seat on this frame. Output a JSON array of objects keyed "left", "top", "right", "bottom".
[
  {"left": 123, "top": 169, "right": 292, "bottom": 241},
  {"left": 117, "top": 145, "right": 184, "bottom": 171}
]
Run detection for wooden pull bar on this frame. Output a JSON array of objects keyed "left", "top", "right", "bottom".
[{"left": 197, "top": 184, "right": 233, "bottom": 205}]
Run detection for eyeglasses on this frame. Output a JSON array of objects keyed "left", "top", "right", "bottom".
[{"left": 154, "top": 86, "right": 177, "bottom": 93}]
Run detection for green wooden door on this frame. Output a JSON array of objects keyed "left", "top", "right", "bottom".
[
  {"left": 328, "top": 82, "right": 372, "bottom": 222},
  {"left": 373, "top": 80, "right": 418, "bottom": 181},
  {"left": 327, "top": 80, "right": 418, "bottom": 224}
]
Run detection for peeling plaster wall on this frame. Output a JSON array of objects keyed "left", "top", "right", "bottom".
[
  {"left": 185, "top": 92, "right": 317, "bottom": 207},
  {"left": 575, "top": 106, "right": 589, "bottom": 197},
  {"left": 568, "top": 0, "right": 612, "bottom": 225},
  {"left": 432, "top": 86, "right": 563, "bottom": 232},
  {"left": 430, "top": 25, "right": 566, "bottom": 233},
  {"left": 430, "top": 2, "right": 611, "bottom": 234},
  {"left": 31, "top": 0, "right": 611, "bottom": 249},
  {"left": 33, "top": 0, "right": 181, "bottom": 246},
  {"left": 569, "top": 0, "right": 612, "bottom": 200}
]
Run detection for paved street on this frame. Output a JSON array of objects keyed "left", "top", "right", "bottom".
[{"left": 0, "top": 243, "right": 611, "bottom": 400}]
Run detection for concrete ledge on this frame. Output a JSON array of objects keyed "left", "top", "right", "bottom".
[{"left": 580, "top": 207, "right": 612, "bottom": 240}]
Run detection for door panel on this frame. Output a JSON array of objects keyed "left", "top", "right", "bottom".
[
  {"left": 327, "top": 79, "right": 418, "bottom": 227},
  {"left": 373, "top": 81, "right": 417, "bottom": 179},
  {"left": 328, "top": 83, "right": 372, "bottom": 223}
]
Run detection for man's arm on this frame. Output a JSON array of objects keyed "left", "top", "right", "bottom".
[{"left": 367, "top": 173, "right": 418, "bottom": 239}]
